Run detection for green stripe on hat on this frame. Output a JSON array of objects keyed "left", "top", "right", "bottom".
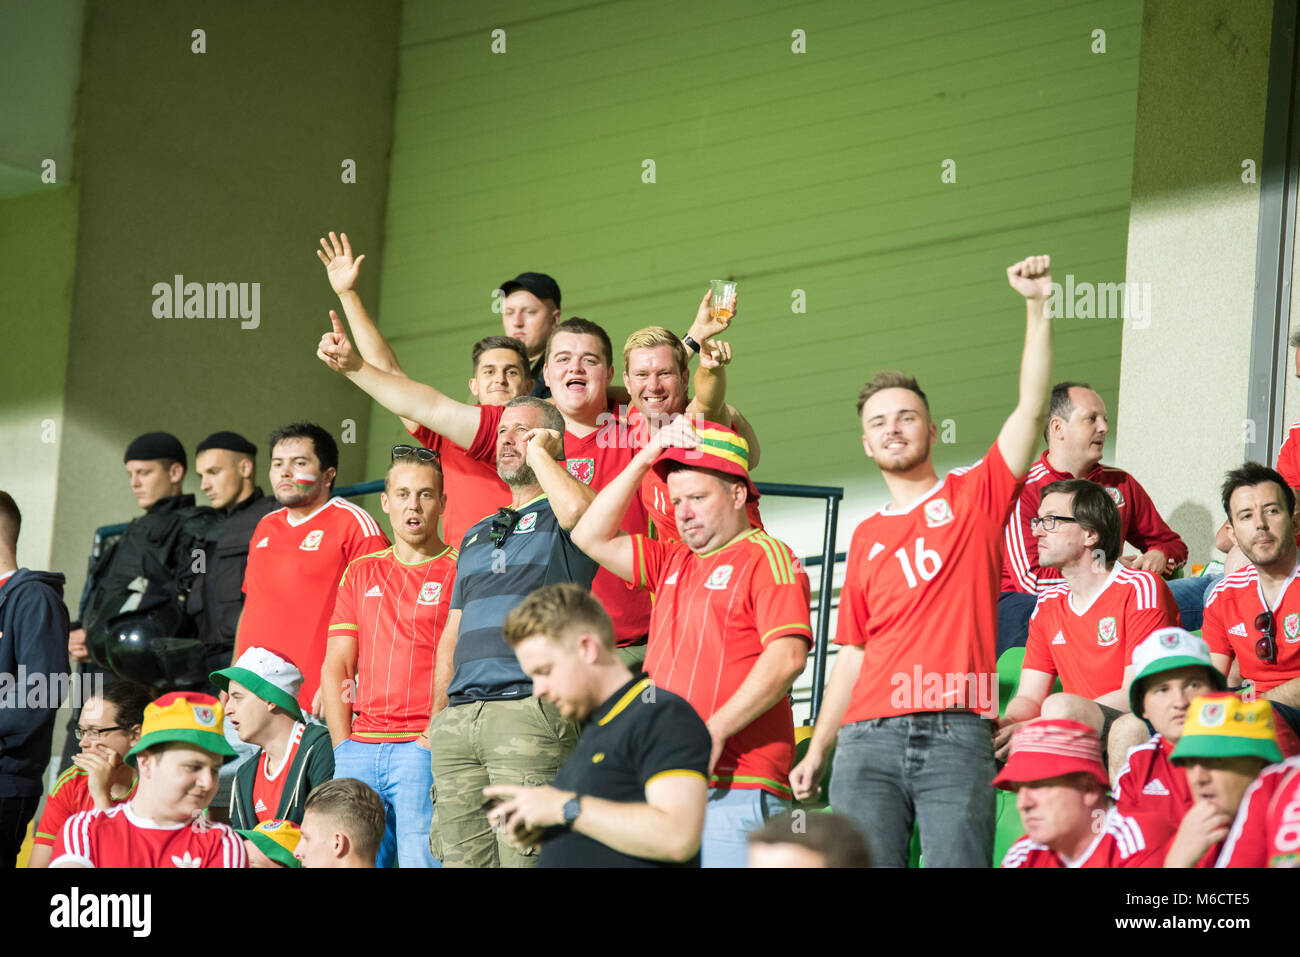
[
  {"left": 125, "top": 728, "right": 238, "bottom": 767},
  {"left": 237, "top": 828, "right": 303, "bottom": 868},
  {"left": 1171, "top": 732, "right": 1282, "bottom": 765},
  {"left": 1129, "top": 655, "right": 1228, "bottom": 716},
  {"left": 210, "top": 666, "right": 305, "bottom": 723}
]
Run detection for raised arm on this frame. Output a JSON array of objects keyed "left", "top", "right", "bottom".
[
  {"left": 688, "top": 340, "right": 731, "bottom": 421},
  {"left": 523, "top": 428, "right": 596, "bottom": 531},
  {"left": 997, "top": 255, "right": 1054, "bottom": 476},
  {"left": 317, "top": 311, "right": 482, "bottom": 449},
  {"left": 571, "top": 418, "right": 700, "bottom": 580},
  {"left": 318, "top": 231, "right": 424, "bottom": 433}
]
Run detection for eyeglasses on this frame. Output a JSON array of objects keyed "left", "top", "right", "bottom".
[
  {"left": 490, "top": 507, "right": 521, "bottom": 547},
  {"left": 74, "top": 725, "right": 129, "bottom": 741},
  {"left": 1255, "top": 610, "right": 1278, "bottom": 665},
  {"left": 1029, "top": 515, "right": 1081, "bottom": 532},
  {"left": 391, "top": 444, "right": 441, "bottom": 465}
]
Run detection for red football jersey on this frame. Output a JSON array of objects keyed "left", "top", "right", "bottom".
[
  {"left": 1022, "top": 566, "right": 1180, "bottom": 699},
  {"left": 33, "top": 767, "right": 136, "bottom": 848},
  {"left": 468, "top": 404, "right": 653, "bottom": 645},
  {"left": 623, "top": 410, "right": 764, "bottom": 541},
  {"left": 1203, "top": 562, "right": 1300, "bottom": 693},
  {"left": 409, "top": 422, "right": 509, "bottom": 551},
  {"left": 52, "top": 803, "right": 247, "bottom": 868},
  {"left": 238, "top": 498, "right": 390, "bottom": 712},
  {"left": 1217, "top": 755, "right": 1300, "bottom": 867},
  {"left": 1277, "top": 423, "right": 1300, "bottom": 490},
  {"left": 631, "top": 529, "right": 813, "bottom": 798},
  {"left": 1113, "top": 734, "right": 1193, "bottom": 823},
  {"left": 251, "top": 722, "right": 304, "bottom": 821},
  {"left": 1001, "top": 806, "right": 1174, "bottom": 868},
  {"left": 1001, "top": 452, "right": 1188, "bottom": 594},
  {"left": 329, "top": 545, "right": 457, "bottom": 740},
  {"left": 836, "top": 443, "right": 1022, "bottom": 723}
]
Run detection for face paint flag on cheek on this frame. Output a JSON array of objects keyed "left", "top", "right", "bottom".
[{"left": 293, "top": 472, "right": 317, "bottom": 490}]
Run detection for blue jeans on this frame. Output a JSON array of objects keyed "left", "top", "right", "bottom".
[
  {"left": 333, "top": 738, "right": 440, "bottom": 868},
  {"left": 829, "top": 712, "right": 995, "bottom": 868},
  {"left": 1169, "top": 574, "right": 1217, "bottom": 632},
  {"left": 996, "top": 592, "right": 1037, "bottom": 656},
  {"left": 701, "top": 787, "right": 789, "bottom": 868}
]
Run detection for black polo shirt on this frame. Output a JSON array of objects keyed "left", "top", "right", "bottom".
[{"left": 539, "top": 675, "right": 711, "bottom": 868}]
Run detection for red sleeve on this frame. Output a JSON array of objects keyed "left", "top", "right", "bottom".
[
  {"left": 1116, "top": 814, "right": 1177, "bottom": 867},
  {"left": 1021, "top": 598, "right": 1057, "bottom": 676},
  {"left": 750, "top": 543, "right": 814, "bottom": 647},
  {"left": 1120, "top": 475, "right": 1188, "bottom": 571},
  {"left": 343, "top": 511, "right": 390, "bottom": 562},
  {"left": 630, "top": 535, "right": 671, "bottom": 590},
  {"left": 1201, "top": 583, "right": 1234, "bottom": 661},
  {"left": 833, "top": 527, "right": 870, "bottom": 648},
  {"left": 1004, "top": 490, "right": 1042, "bottom": 593},
  {"left": 329, "top": 561, "right": 359, "bottom": 638},
  {"left": 206, "top": 825, "right": 248, "bottom": 868},
  {"left": 51, "top": 810, "right": 94, "bottom": 866},
  {"left": 33, "top": 779, "right": 78, "bottom": 847},
  {"left": 1217, "top": 772, "right": 1274, "bottom": 867},
  {"left": 466, "top": 404, "right": 503, "bottom": 464},
  {"left": 969, "top": 442, "right": 1026, "bottom": 522},
  {"left": 1112, "top": 744, "right": 1147, "bottom": 812},
  {"left": 1124, "top": 575, "right": 1182, "bottom": 658},
  {"left": 1277, "top": 426, "right": 1300, "bottom": 489}
]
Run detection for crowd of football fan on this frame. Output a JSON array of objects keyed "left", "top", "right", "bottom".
[{"left": 1, "top": 236, "right": 1297, "bottom": 869}]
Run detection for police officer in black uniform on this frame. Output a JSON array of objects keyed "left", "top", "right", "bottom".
[
  {"left": 188, "top": 431, "right": 277, "bottom": 681},
  {"left": 62, "top": 432, "right": 220, "bottom": 769}
]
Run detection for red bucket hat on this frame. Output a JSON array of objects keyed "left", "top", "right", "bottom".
[
  {"left": 992, "top": 719, "right": 1109, "bottom": 790},
  {"left": 650, "top": 419, "right": 759, "bottom": 501}
]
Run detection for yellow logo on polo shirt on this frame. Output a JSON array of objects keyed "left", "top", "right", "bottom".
[{"left": 592, "top": 753, "right": 605, "bottom": 764}]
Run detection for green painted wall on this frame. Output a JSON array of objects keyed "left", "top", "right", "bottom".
[
  {"left": 371, "top": 0, "right": 1142, "bottom": 554},
  {"left": 43, "top": 0, "right": 402, "bottom": 603}
]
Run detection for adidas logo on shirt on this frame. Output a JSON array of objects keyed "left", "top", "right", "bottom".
[
  {"left": 665, "top": 572, "right": 679, "bottom": 585},
  {"left": 868, "top": 543, "right": 885, "bottom": 561},
  {"left": 255, "top": 537, "right": 269, "bottom": 549},
  {"left": 364, "top": 585, "right": 383, "bottom": 598},
  {"left": 254, "top": 799, "right": 267, "bottom": 813},
  {"left": 1141, "top": 779, "right": 1169, "bottom": 796},
  {"left": 1229, "top": 622, "right": 1248, "bottom": 638},
  {"left": 1051, "top": 631, "right": 1066, "bottom": 645}
]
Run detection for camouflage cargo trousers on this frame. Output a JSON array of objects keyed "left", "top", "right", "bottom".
[{"left": 427, "top": 696, "right": 579, "bottom": 868}]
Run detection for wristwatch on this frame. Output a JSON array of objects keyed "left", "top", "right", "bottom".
[
  {"left": 682, "top": 334, "right": 701, "bottom": 355},
  {"left": 561, "top": 795, "right": 583, "bottom": 829}
]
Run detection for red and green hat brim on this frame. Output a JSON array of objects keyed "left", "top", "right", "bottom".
[
  {"left": 1171, "top": 732, "right": 1282, "bottom": 765},
  {"left": 209, "top": 666, "right": 305, "bottom": 723},
  {"left": 125, "top": 728, "right": 238, "bottom": 767}
]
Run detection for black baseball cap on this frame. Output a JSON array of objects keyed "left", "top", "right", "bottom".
[{"left": 499, "top": 272, "right": 561, "bottom": 309}]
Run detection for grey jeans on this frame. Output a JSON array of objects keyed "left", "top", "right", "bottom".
[{"left": 829, "top": 711, "right": 996, "bottom": 868}]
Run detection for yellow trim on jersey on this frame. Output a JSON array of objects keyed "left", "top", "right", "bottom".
[
  {"left": 698, "top": 526, "right": 760, "bottom": 558},
  {"left": 633, "top": 536, "right": 649, "bottom": 589},
  {"left": 598, "top": 678, "right": 653, "bottom": 726},
  {"left": 750, "top": 532, "right": 795, "bottom": 585},
  {"left": 327, "top": 622, "right": 360, "bottom": 634},
  {"left": 338, "top": 546, "right": 395, "bottom": 586},
  {"left": 49, "top": 765, "right": 84, "bottom": 797},
  {"left": 645, "top": 769, "right": 707, "bottom": 787},
  {"left": 760, "top": 623, "right": 814, "bottom": 646},
  {"left": 392, "top": 544, "right": 456, "bottom": 567}
]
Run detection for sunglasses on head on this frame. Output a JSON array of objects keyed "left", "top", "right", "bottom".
[
  {"left": 1255, "top": 610, "right": 1278, "bottom": 665},
  {"left": 391, "top": 444, "right": 441, "bottom": 465},
  {"left": 490, "top": 507, "right": 521, "bottom": 547}
]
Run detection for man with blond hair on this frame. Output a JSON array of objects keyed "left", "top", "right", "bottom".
[{"left": 484, "top": 583, "right": 711, "bottom": 867}]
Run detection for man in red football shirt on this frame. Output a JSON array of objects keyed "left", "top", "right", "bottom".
[
  {"left": 998, "top": 381, "right": 1196, "bottom": 651},
  {"left": 1218, "top": 753, "right": 1300, "bottom": 867},
  {"left": 1162, "top": 693, "right": 1281, "bottom": 867},
  {"left": 572, "top": 418, "right": 812, "bottom": 867},
  {"left": 790, "top": 255, "right": 1054, "bottom": 868},
  {"left": 318, "top": 313, "right": 654, "bottom": 664},
  {"left": 621, "top": 325, "right": 763, "bottom": 541},
  {"left": 998, "top": 719, "right": 1173, "bottom": 868},
  {"left": 50, "top": 692, "right": 246, "bottom": 868},
  {"left": 28, "top": 680, "right": 151, "bottom": 867},
  {"left": 1112, "top": 628, "right": 1228, "bottom": 819},
  {"left": 322, "top": 447, "right": 457, "bottom": 867},
  {"left": 998, "top": 479, "right": 1180, "bottom": 761},
  {"left": 1203, "top": 463, "right": 1300, "bottom": 723},
  {"left": 234, "top": 422, "right": 389, "bottom": 715}
]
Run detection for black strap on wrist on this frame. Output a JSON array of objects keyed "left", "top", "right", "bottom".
[{"left": 682, "top": 334, "right": 701, "bottom": 354}]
